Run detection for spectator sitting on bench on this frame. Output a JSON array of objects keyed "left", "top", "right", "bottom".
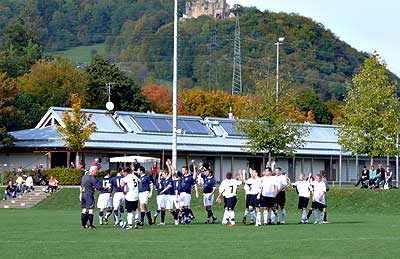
[
  {"left": 385, "top": 165, "right": 393, "bottom": 189},
  {"left": 45, "top": 176, "right": 59, "bottom": 193},
  {"left": 25, "top": 174, "right": 34, "bottom": 192},
  {"left": 369, "top": 165, "right": 377, "bottom": 188},
  {"left": 355, "top": 166, "right": 369, "bottom": 188},
  {"left": 3, "top": 181, "right": 17, "bottom": 200},
  {"left": 374, "top": 163, "right": 386, "bottom": 188},
  {"left": 15, "top": 173, "right": 24, "bottom": 195}
]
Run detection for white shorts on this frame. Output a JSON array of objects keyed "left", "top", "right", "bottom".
[
  {"left": 113, "top": 192, "right": 125, "bottom": 208},
  {"left": 179, "top": 192, "right": 191, "bottom": 207},
  {"left": 139, "top": 191, "right": 150, "bottom": 205},
  {"left": 157, "top": 195, "right": 163, "bottom": 210},
  {"left": 97, "top": 193, "right": 112, "bottom": 209},
  {"left": 160, "top": 195, "right": 174, "bottom": 210},
  {"left": 203, "top": 193, "right": 214, "bottom": 207}
]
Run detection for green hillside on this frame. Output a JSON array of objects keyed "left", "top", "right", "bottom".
[
  {"left": 1, "top": 0, "right": 398, "bottom": 102},
  {"left": 52, "top": 43, "right": 106, "bottom": 64}
]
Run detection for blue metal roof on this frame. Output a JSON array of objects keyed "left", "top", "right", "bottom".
[{"left": 9, "top": 107, "right": 345, "bottom": 155}]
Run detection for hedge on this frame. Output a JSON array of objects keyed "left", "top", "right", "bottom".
[{"left": 1, "top": 168, "right": 116, "bottom": 185}]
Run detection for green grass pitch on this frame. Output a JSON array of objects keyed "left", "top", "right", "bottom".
[{"left": 0, "top": 187, "right": 399, "bottom": 258}]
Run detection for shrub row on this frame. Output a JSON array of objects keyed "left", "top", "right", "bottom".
[{"left": 1, "top": 168, "right": 114, "bottom": 185}]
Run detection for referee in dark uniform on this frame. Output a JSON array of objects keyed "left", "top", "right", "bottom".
[{"left": 80, "top": 165, "right": 98, "bottom": 229}]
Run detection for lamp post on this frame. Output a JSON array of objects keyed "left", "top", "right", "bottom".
[
  {"left": 275, "top": 37, "right": 284, "bottom": 104},
  {"left": 172, "top": 0, "right": 178, "bottom": 169},
  {"left": 396, "top": 132, "right": 399, "bottom": 188}
]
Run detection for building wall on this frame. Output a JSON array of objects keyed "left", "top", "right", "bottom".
[{"left": 0, "top": 153, "right": 49, "bottom": 171}]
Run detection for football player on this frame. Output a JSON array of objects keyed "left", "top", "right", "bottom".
[
  {"left": 274, "top": 167, "right": 288, "bottom": 224},
  {"left": 80, "top": 166, "right": 97, "bottom": 229},
  {"left": 291, "top": 173, "right": 311, "bottom": 224},
  {"left": 138, "top": 166, "right": 153, "bottom": 226},
  {"left": 201, "top": 169, "right": 217, "bottom": 224},
  {"left": 258, "top": 167, "right": 278, "bottom": 226},
  {"left": 242, "top": 169, "right": 261, "bottom": 225},
  {"left": 96, "top": 170, "right": 113, "bottom": 225},
  {"left": 120, "top": 167, "right": 141, "bottom": 230},
  {"left": 110, "top": 168, "right": 125, "bottom": 226},
  {"left": 311, "top": 174, "right": 327, "bottom": 224},
  {"left": 159, "top": 164, "right": 178, "bottom": 225},
  {"left": 216, "top": 172, "right": 242, "bottom": 226}
]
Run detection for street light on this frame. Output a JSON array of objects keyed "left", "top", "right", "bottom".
[{"left": 275, "top": 37, "right": 285, "bottom": 104}]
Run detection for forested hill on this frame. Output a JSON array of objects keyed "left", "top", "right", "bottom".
[{"left": 1, "top": 0, "right": 397, "bottom": 101}]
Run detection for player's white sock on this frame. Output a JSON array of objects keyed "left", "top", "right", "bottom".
[
  {"left": 256, "top": 212, "right": 261, "bottom": 225},
  {"left": 302, "top": 209, "right": 307, "bottom": 221},
  {"left": 281, "top": 208, "right": 286, "bottom": 222},
  {"left": 263, "top": 211, "right": 268, "bottom": 224},
  {"left": 127, "top": 212, "right": 134, "bottom": 225},
  {"left": 250, "top": 210, "right": 256, "bottom": 222},
  {"left": 222, "top": 209, "right": 229, "bottom": 224},
  {"left": 320, "top": 212, "right": 325, "bottom": 223},
  {"left": 134, "top": 209, "right": 139, "bottom": 221},
  {"left": 243, "top": 209, "right": 249, "bottom": 217},
  {"left": 230, "top": 210, "right": 235, "bottom": 225},
  {"left": 275, "top": 210, "right": 279, "bottom": 223},
  {"left": 313, "top": 210, "right": 318, "bottom": 222}
]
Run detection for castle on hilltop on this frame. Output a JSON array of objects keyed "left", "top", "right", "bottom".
[{"left": 184, "top": 0, "right": 231, "bottom": 19}]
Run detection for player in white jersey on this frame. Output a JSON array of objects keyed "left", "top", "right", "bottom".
[
  {"left": 258, "top": 167, "right": 278, "bottom": 226},
  {"left": 120, "top": 167, "right": 141, "bottom": 230},
  {"left": 216, "top": 172, "right": 242, "bottom": 226},
  {"left": 274, "top": 167, "right": 289, "bottom": 224},
  {"left": 242, "top": 169, "right": 261, "bottom": 225},
  {"left": 292, "top": 173, "right": 311, "bottom": 224},
  {"left": 311, "top": 174, "right": 326, "bottom": 224}
]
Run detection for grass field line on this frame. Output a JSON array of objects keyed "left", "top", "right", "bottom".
[{"left": 3, "top": 235, "right": 400, "bottom": 244}]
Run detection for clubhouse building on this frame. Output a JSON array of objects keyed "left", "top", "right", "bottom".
[{"left": 1, "top": 107, "right": 396, "bottom": 183}]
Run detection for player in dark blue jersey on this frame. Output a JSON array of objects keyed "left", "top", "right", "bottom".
[
  {"left": 153, "top": 171, "right": 164, "bottom": 224},
  {"left": 167, "top": 161, "right": 199, "bottom": 224},
  {"left": 111, "top": 169, "right": 125, "bottom": 226},
  {"left": 159, "top": 160, "right": 179, "bottom": 225},
  {"left": 201, "top": 169, "right": 217, "bottom": 224},
  {"left": 96, "top": 170, "right": 113, "bottom": 225},
  {"left": 138, "top": 166, "right": 153, "bottom": 226},
  {"left": 173, "top": 173, "right": 182, "bottom": 224}
]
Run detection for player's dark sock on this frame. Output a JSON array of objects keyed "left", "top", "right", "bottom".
[
  {"left": 324, "top": 211, "right": 327, "bottom": 222},
  {"left": 81, "top": 213, "right": 88, "bottom": 227},
  {"left": 140, "top": 212, "right": 145, "bottom": 223},
  {"left": 113, "top": 210, "right": 119, "bottom": 223},
  {"left": 207, "top": 209, "right": 212, "bottom": 219},
  {"left": 161, "top": 210, "right": 166, "bottom": 223},
  {"left": 99, "top": 211, "right": 104, "bottom": 218},
  {"left": 146, "top": 211, "right": 152, "bottom": 224},
  {"left": 170, "top": 210, "right": 178, "bottom": 220},
  {"left": 88, "top": 213, "right": 94, "bottom": 227},
  {"left": 307, "top": 209, "right": 312, "bottom": 220},
  {"left": 105, "top": 209, "right": 112, "bottom": 219},
  {"left": 189, "top": 208, "right": 195, "bottom": 219}
]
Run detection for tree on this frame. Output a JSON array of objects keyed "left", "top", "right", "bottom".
[
  {"left": 0, "top": 16, "right": 43, "bottom": 77},
  {"left": 0, "top": 72, "right": 17, "bottom": 147},
  {"left": 142, "top": 83, "right": 172, "bottom": 114},
  {"left": 294, "top": 87, "right": 333, "bottom": 124},
  {"left": 179, "top": 89, "right": 247, "bottom": 118},
  {"left": 237, "top": 81, "right": 309, "bottom": 161},
  {"left": 57, "top": 94, "right": 97, "bottom": 165},
  {"left": 17, "top": 57, "right": 88, "bottom": 128},
  {"left": 338, "top": 54, "right": 400, "bottom": 163},
  {"left": 85, "top": 56, "right": 151, "bottom": 112}
]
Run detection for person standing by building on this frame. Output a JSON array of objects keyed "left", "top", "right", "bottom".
[{"left": 80, "top": 166, "right": 98, "bottom": 229}]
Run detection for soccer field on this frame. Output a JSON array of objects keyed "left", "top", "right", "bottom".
[{"left": 0, "top": 188, "right": 399, "bottom": 258}]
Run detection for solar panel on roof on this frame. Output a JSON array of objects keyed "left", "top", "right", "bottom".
[
  {"left": 179, "top": 120, "right": 210, "bottom": 134},
  {"left": 134, "top": 117, "right": 159, "bottom": 132},
  {"left": 151, "top": 118, "right": 172, "bottom": 132},
  {"left": 220, "top": 121, "right": 243, "bottom": 136}
]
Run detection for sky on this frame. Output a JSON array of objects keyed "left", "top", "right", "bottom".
[{"left": 227, "top": 0, "right": 399, "bottom": 76}]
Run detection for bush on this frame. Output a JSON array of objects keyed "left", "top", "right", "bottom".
[{"left": 2, "top": 168, "right": 85, "bottom": 185}]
